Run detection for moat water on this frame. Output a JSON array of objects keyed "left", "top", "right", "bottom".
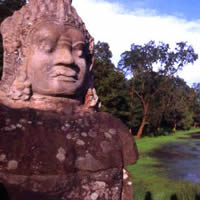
[{"left": 149, "top": 132, "right": 200, "bottom": 183}]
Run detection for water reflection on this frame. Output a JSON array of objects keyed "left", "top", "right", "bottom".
[{"left": 150, "top": 135, "right": 200, "bottom": 183}]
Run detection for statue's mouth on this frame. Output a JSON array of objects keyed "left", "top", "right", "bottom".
[
  {"left": 51, "top": 66, "right": 78, "bottom": 82},
  {"left": 54, "top": 75, "right": 77, "bottom": 82}
]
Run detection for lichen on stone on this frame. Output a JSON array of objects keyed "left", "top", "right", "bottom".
[
  {"left": 0, "top": 154, "right": 6, "bottom": 162},
  {"left": 19, "top": 119, "right": 27, "bottom": 124},
  {"left": 64, "top": 123, "right": 70, "bottom": 128},
  {"left": 3, "top": 124, "right": 17, "bottom": 131},
  {"left": 76, "top": 139, "right": 85, "bottom": 146},
  {"left": 58, "top": 147, "right": 66, "bottom": 154},
  {"left": 91, "top": 192, "right": 98, "bottom": 200},
  {"left": 81, "top": 132, "right": 87, "bottom": 137},
  {"left": 16, "top": 123, "right": 22, "bottom": 128},
  {"left": 56, "top": 147, "right": 66, "bottom": 162},
  {"left": 7, "top": 160, "right": 18, "bottom": 170},
  {"left": 5, "top": 118, "right": 11, "bottom": 125},
  {"left": 104, "top": 132, "right": 112, "bottom": 139},
  {"left": 128, "top": 181, "right": 132, "bottom": 185},
  {"left": 108, "top": 129, "right": 116, "bottom": 135},
  {"left": 61, "top": 126, "right": 68, "bottom": 131},
  {"left": 100, "top": 141, "right": 112, "bottom": 153},
  {"left": 37, "top": 121, "right": 43, "bottom": 125},
  {"left": 88, "top": 130, "right": 97, "bottom": 138},
  {"left": 66, "top": 134, "right": 72, "bottom": 140}
]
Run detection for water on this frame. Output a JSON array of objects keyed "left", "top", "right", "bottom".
[{"left": 150, "top": 134, "right": 200, "bottom": 183}]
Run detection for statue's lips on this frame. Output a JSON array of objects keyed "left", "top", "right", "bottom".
[{"left": 51, "top": 66, "right": 77, "bottom": 82}]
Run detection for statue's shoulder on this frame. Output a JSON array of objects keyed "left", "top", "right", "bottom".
[
  {"left": 92, "top": 111, "right": 139, "bottom": 165},
  {"left": 94, "top": 111, "right": 128, "bottom": 129}
]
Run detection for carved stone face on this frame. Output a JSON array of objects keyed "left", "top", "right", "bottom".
[{"left": 26, "top": 22, "right": 88, "bottom": 97}]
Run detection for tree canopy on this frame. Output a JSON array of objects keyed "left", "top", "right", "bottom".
[
  {"left": 118, "top": 41, "right": 198, "bottom": 138},
  {"left": 93, "top": 41, "right": 131, "bottom": 125}
]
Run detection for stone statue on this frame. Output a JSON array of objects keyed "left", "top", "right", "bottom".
[
  {"left": 0, "top": 0, "right": 138, "bottom": 199},
  {"left": 0, "top": 0, "right": 97, "bottom": 112}
]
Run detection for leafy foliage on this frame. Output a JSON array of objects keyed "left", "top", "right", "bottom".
[
  {"left": 160, "top": 77, "right": 194, "bottom": 130},
  {"left": 191, "top": 83, "right": 200, "bottom": 127},
  {"left": 93, "top": 41, "right": 130, "bottom": 125},
  {"left": 119, "top": 41, "right": 198, "bottom": 76},
  {"left": 118, "top": 41, "right": 198, "bottom": 138}
]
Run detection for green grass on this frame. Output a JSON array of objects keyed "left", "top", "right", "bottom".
[{"left": 128, "top": 128, "right": 200, "bottom": 200}]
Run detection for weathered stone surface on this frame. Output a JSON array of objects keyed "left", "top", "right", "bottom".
[
  {"left": 0, "top": 104, "right": 137, "bottom": 173},
  {"left": 0, "top": 104, "right": 138, "bottom": 199},
  {"left": 0, "top": 169, "right": 122, "bottom": 200}
]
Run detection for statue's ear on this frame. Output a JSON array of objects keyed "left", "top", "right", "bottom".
[
  {"left": 89, "top": 37, "right": 94, "bottom": 71},
  {"left": 84, "top": 87, "right": 100, "bottom": 111}
]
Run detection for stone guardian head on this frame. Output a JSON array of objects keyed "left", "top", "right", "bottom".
[{"left": 0, "top": 0, "right": 96, "bottom": 106}]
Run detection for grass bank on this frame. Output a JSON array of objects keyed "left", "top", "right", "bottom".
[{"left": 128, "top": 128, "right": 200, "bottom": 200}]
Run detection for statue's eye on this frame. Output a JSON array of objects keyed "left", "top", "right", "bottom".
[
  {"left": 73, "top": 43, "right": 84, "bottom": 50},
  {"left": 72, "top": 43, "right": 85, "bottom": 57},
  {"left": 41, "top": 42, "right": 53, "bottom": 52},
  {"left": 38, "top": 39, "right": 54, "bottom": 53}
]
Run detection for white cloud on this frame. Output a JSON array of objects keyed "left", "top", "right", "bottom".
[{"left": 73, "top": 0, "right": 200, "bottom": 86}]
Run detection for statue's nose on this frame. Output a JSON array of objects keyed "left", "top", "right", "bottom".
[{"left": 54, "top": 48, "right": 74, "bottom": 66}]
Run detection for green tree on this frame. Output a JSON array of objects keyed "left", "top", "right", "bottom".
[
  {"left": 191, "top": 83, "right": 200, "bottom": 127},
  {"left": 93, "top": 41, "right": 130, "bottom": 125},
  {"left": 119, "top": 41, "right": 198, "bottom": 138},
  {"left": 160, "top": 77, "right": 194, "bottom": 131}
]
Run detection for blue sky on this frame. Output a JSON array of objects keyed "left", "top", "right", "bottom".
[
  {"left": 74, "top": 0, "right": 200, "bottom": 86},
  {"left": 107, "top": 0, "right": 200, "bottom": 20}
]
